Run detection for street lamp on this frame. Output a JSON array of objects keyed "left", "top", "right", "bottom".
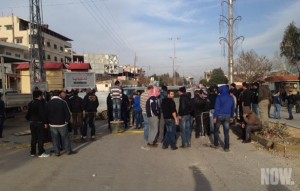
[{"left": 170, "top": 37, "right": 180, "bottom": 86}]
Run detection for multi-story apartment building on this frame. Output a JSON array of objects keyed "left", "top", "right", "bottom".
[
  {"left": 73, "top": 53, "right": 119, "bottom": 77},
  {"left": 0, "top": 40, "right": 29, "bottom": 91},
  {"left": 0, "top": 16, "right": 72, "bottom": 63}
]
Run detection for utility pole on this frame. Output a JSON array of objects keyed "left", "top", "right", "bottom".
[
  {"left": 134, "top": 53, "right": 137, "bottom": 80},
  {"left": 219, "top": 0, "right": 243, "bottom": 84},
  {"left": 170, "top": 37, "right": 179, "bottom": 86},
  {"left": 29, "top": 0, "right": 46, "bottom": 87}
]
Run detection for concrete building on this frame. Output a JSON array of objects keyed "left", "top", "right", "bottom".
[
  {"left": 0, "top": 16, "right": 72, "bottom": 63},
  {"left": 0, "top": 40, "right": 30, "bottom": 92},
  {"left": 0, "top": 15, "right": 73, "bottom": 92},
  {"left": 73, "top": 53, "right": 119, "bottom": 76}
]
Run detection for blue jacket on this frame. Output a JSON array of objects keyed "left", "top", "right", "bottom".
[
  {"left": 133, "top": 96, "right": 142, "bottom": 112},
  {"left": 214, "top": 85, "right": 235, "bottom": 118}
]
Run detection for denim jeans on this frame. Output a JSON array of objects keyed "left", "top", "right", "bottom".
[
  {"left": 214, "top": 115, "right": 230, "bottom": 149},
  {"left": 50, "top": 125, "right": 72, "bottom": 154},
  {"left": 273, "top": 104, "right": 281, "bottom": 119},
  {"left": 209, "top": 109, "right": 215, "bottom": 134},
  {"left": 195, "top": 115, "right": 203, "bottom": 137},
  {"left": 180, "top": 114, "right": 192, "bottom": 147},
  {"left": 142, "top": 112, "right": 150, "bottom": 142},
  {"left": 252, "top": 104, "right": 260, "bottom": 117},
  {"left": 163, "top": 119, "right": 176, "bottom": 148},
  {"left": 288, "top": 104, "right": 294, "bottom": 119},
  {"left": 82, "top": 112, "right": 96, "bottom": 136},
  {"left": 112, "top": 98, "right": 121, "bottom": 120},
  {"left": 135, "top": 110, "right": 142, "bottom": 128}
]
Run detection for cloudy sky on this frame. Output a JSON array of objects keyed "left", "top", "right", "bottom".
[{"left": 1, "top": 0, "right": 300, "bottom": 80}]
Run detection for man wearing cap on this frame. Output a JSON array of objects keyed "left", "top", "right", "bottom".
[
  {"left": 178, "top": 86, "right": 192, "bottom": 148},
  {"left": 192, "top": 89, "right": 210, "bottom": 138}
]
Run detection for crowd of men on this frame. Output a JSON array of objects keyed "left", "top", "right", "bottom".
[
  {"left": 114, "top": 80, "right": 300, "bottom": 152},
  {"left": 26, "top": 79, "right": 300, "bottom": 157},
  {"left": 26, "top": 88, "right": 99, "bottom": 158}
]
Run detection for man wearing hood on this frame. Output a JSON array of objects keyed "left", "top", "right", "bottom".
[{"left": 213, "top": 85, "right": 235, "bottom": 152}]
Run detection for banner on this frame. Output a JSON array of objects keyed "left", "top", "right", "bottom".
[{"left": 64, "top": 72, "right": 95, "bottom": 89}]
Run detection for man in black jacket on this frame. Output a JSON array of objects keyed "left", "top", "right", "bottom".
[
  {"left": 178, "top": 86, "right": 192, "bottom": 148},
  {"left": 161, "top": 90, "right": 178, "bottom": 150},
  {"left": 69, "top": 90, "right": 84, "bottom": 135},
  {"left": 82, "top": 89, "right": 99, "bottom": 141},
  {"left": 26, "top": 90, "right": 49, "bottom": 157},
  {"left": 46, "top": 90, "right": 76, "bottom": 156}
]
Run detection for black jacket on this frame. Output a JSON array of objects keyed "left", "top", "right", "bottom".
[
  {"left": 45, "top": 96, "right": 71, "bottom": 126},
  {"left": 161, "top": 98, "right": 177, "bottom": 119},
  {"left": 178, "top": 94, "right": 191, "bottom": 116},
  {"left": 69, "top": 95, "right": 84, "bottom": 113},
  {"left": 83, "top": 92, "right": 99, "bottom": 112},
  {"left": 26, "top": 99, "right": 47, "bottom": 124},
  {"left": 192, "top": 96, "right": 210, "bottom": 116}
]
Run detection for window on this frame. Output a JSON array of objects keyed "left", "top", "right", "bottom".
[
  {"left": 60, "top": 46, "right": 63, "bottom": 51},
  {"left": 54, "top": 44, "right": 57, "bottom": 49},
  {"left": 47, "top": 42, "right": 50, "bottom": 47},
  {"left": 6, "top": 52, "right": 12, "bottom": 56},
  {"left": 54, "top": 56, "right": 57, "bottom": 61},
  {"left": 0, "top": 38, "right": 7, "bottom": 42},
  {"left": 15, "top": 37, "right": 23, "bottom": 44},
  {"left": 47, "top": 55, "right": 51, "bottom": 60},
  {"left": 5, "top": 25, "right": 13, "bottom": 30},
  {"left": 15, "top": 54, "right": 21, "bottom": 58},
  {"left": 60, "top": 58, "right": 64, "bottom": 62}
]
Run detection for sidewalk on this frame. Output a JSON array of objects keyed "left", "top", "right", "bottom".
[{"left": 269, "top": 105, "right": 300, "bottom": 130}]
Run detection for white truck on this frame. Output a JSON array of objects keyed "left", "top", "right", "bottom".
[{"left": 1, "top": 90, "right": 32, "bottom": 116}]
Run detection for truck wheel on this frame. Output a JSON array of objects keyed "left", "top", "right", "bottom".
[{"left": 101, "top": 110, "right": 108, "bottom": 120}]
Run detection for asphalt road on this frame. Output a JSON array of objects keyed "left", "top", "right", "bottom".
[{"left": 0, "top": 114, "right": 299, "bottom": 191}]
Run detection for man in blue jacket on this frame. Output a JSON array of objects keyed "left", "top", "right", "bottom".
[{"left": 213, "top": 85, "right": 235, "bottom": 152}]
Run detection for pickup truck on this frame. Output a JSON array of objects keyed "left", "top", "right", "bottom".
[{"left": 1, "top": 91, "right": 32, "bottom": 115}]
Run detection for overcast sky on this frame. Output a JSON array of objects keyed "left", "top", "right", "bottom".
[{"left": 1, "top": 0, "right": 300, "bottom": 80}]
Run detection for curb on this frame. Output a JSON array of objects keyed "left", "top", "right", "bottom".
[{"left": 232, "top": 124, "right": 300, "bottom": 155}]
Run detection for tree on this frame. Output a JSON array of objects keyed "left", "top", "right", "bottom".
[
  {"left": 199, "top": 79, "right": 208, "bottom": 86},
  {"left": 208, "top": 68, "right": 228, "bottom": 85},
  {"left": 280, "top": 22, "right": 300, "bottom": 76},
  {"left": 138, "top": 72, "right": 149, "bottom": 86},
  {"left": 234, "top": 50, "right": 272, "bottom": 82}
]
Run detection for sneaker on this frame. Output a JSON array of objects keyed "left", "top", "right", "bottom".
[
  {"left": 91, "top": 136, "right": 96, "bottom": 140},
  {"left": 30, "top": 154, "right": 36, "bottom": 157},
  {"left": 38, "top": 153, "right": 50, "bottom": 158},
  {"left": 224, "top": 148, "right": 230, "bottom": 152}
]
